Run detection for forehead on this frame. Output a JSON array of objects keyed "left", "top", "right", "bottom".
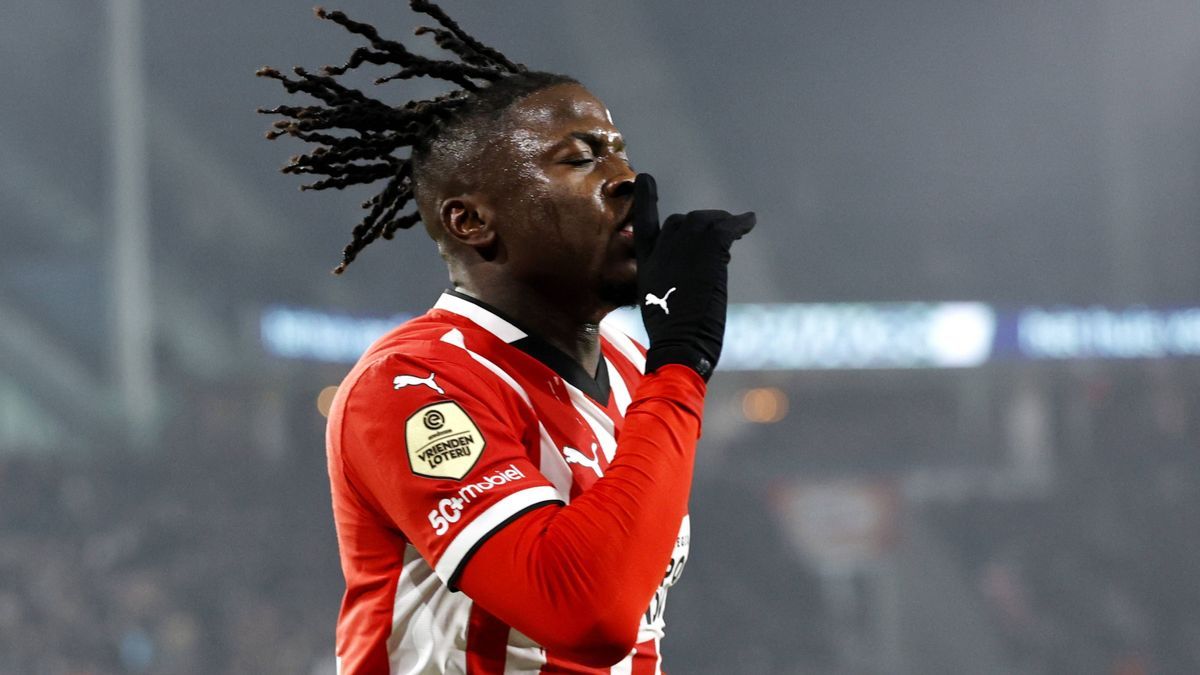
[{"left": 502, "top": 83, "right": 619, "bottom": 141}]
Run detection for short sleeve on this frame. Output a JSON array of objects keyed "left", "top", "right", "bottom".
[{"left": 333, "top": 350, "right": 563, "bottom": 587}]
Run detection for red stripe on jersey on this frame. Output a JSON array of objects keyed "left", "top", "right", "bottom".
[
  {"left": 631, "top": 638, "right": 660, "bottom": 675},
  {"left": 335, "top": 580, "right": 395, "bottom": 675},
  {"left": 540, "top": 652, "right": 611, "bottom": 674},
  {"left": 466, "top": 604, "right": 510, "bottom": 674},
  {"left": 602, "top": 343, "right": 645, "bottom": 386},
  {"left": 540, "top": 637, "right": 657, "bottom": 674}
]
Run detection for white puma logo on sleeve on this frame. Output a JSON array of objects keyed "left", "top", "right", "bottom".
[
  {"left": 392, "top": 373, "right": 445, "bottom": 395},
  {"left": 644, "top": 287, "right": 677, "bottom": 314}
]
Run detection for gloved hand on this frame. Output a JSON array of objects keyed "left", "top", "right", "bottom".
[{"left": 631, "top": 173, "right": 755, "bottom": 380}]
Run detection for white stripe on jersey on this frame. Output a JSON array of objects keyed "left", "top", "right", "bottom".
[
  {"left": 434, "top": 486, "right": 564, "bottom": 585},
  {"left": 609, "top": 649, "right": 635, "bottom": 675},
  {"left": 605, "top": 357, "right": 632, "bottom": 417},
  {"left": 599, "top": 324, "right": 646, "bottom": 374},
  {"left": 440, "top": 329, "right": 573, "bottom": 501},
  {"left": 435, "top": 291, "right": 526, "bottom": 343},
  {"left": 538, "top": 432, "right": 574, "bottom": 503},
  {"left": 504, "top": 628, "right": 549, "bottom": 674},
  {"left": 440, "top": 329, "right": 531, "bottom": 406},
  {"left": 388, "top": 545, "right": 472, "bottom": 674},
  {"left": 565, "top": 385, "right": 618, "bottom": 464}
]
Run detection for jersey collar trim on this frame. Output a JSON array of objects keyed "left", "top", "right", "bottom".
[
  {"left": 435, "top": 289, "right": 613, "bottom": 405},
  {"left": 510, "top": 335, "right": 611, "bottom": 404},
  {"left": 434, "top": 290, "right": 527, "bottom": 343}
]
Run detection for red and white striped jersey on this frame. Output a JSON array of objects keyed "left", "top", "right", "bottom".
[{"left": 326, "top": 290, "right": 690, "bottom": 674}]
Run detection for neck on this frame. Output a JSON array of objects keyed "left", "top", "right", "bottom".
[{"left": 454, "top": 283, "right": 608, "bottom": 375}]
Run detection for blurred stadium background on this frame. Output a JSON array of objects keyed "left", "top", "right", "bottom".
[{"left": 5, "top": 0, "right": 1200, "bottom": 673}]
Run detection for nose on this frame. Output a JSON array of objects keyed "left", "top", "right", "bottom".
[{"left": 604, "top": 170, "right": 636, "bottom": 199}]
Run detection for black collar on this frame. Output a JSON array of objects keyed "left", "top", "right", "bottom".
[{"left": 446, "top": 290, "right": 612, "bottom": 404}]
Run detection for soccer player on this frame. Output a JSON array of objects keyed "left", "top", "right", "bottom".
[{"left": 259, "top": 3, "right": 754, "bottom": 673}]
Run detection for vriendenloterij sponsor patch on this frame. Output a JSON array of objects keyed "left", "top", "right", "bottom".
[{"left": 405, "top": 401, "right": 484, "bottom": 480}]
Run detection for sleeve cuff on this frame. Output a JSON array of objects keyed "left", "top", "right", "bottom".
[{"left": 645, "top": 345, "right": 714, "bottom": 381}]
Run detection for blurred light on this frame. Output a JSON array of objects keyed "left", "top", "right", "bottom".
[
  {"left": 927, "top": 303, "right": 996, "bottom": 366},
  {"left": 316, "top": 386, "right": 339, "bottom": 418},
  {"left": 1017, "top": 306, "right": 1200, "bottom": 359},
  {"left": 720, "top": 302, "right": 996, "bottom": 370},
  {"left": 264, "top": 302, "right": 1200, "bottom": 369},
  {"left": 741, "top": 387, "right": 788, "bottom": 423},
  {"left": 261, "top": 306, "right": 411, "bottom": 364}
]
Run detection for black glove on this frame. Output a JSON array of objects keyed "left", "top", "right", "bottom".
[{"left": 631, "top": 173, "right": 756, "bottom": 381}]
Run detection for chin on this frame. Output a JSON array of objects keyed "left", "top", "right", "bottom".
[{"left": 597, "top": 276, "right": 639, "bottom": 309}]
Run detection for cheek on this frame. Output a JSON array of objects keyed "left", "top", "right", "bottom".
[
  {"left": 492, "top": 165, "right": 553, "bottom": 226},
  {"left": 516, "top": 184, "right": 604, "bottom": 244},
  {"left": 547, "top": 182, "right": 608, "bottom": 236},
  {"left": 490, "top": 163, "right": 607, "bottom": 255}
]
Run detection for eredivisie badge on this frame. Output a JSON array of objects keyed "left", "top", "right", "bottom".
[{"left": 405, "top": 401, "right": 485, "bottom": 480}]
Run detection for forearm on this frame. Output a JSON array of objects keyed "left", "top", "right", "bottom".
[{"left": 457, "top": 364, "right": 705, "bottom": 665}]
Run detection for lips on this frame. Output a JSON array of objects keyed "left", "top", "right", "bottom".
[{"left": 616, "top": 208, "right": 634, "bottom": 238}]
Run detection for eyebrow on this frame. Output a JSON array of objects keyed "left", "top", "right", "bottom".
[{"left": 568, "top": 131, "right": 626, "bottom": 153}]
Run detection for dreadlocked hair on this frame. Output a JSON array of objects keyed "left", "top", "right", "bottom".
[{"left": 257, "top": 1, "right": 576, "bottom": 274}]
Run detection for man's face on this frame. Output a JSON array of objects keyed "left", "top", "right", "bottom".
[{"left": 483, "top": 83, "right": 639, "bottom": 311}]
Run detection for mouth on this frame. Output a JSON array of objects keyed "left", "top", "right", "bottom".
[{"left": 616, "top": 210, "right": 634, "bottom": 239}]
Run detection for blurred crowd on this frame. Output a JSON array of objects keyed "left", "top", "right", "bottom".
[
  {"left": 932, "top": 366, "right": 1200, "bottom": 674},
  {"left": 0, "top": 386, "right": 343, "bottom": 674}
]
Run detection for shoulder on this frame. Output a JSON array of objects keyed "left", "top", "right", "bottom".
[
  {"left": 342, "top": 330, "right": 508, "bottom": 410},
  {"left": 328, "top": 323, "right": 535, "bottom": 470}
]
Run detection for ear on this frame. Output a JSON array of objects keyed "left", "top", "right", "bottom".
[{"left": 439, "top": 194, "right": 496, "bottom": 249}]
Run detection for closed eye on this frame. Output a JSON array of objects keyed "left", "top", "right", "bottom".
[{"left": 563, "top": 157, "right": 594, "bottom": 167}]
